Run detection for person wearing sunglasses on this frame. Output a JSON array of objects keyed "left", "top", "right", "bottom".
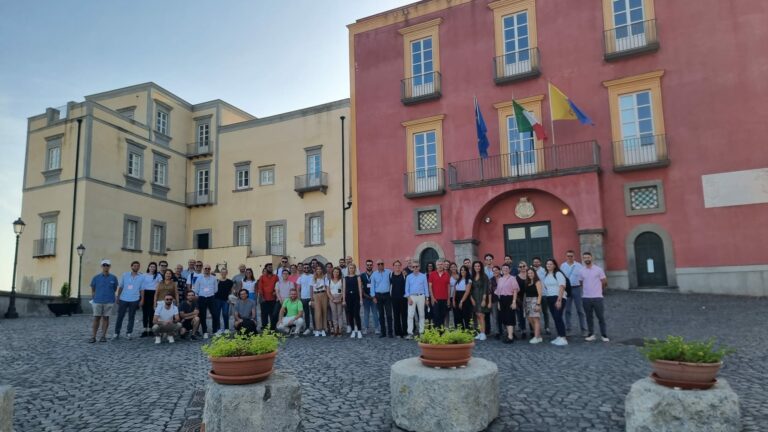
[
  {"left": 405, "top": 261, "right": 428, "bottom": 339},
  {"left": 152, "top": 294, "right": 181, "bottom": 344}
]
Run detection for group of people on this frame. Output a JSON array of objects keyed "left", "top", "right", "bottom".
[{"left": 87, "top": 251, "right": 609, "bottom": 347}]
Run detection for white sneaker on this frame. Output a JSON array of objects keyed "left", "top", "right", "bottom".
[
  {"left": 203, "top": 333, "right": 209, "bottom": 339},
  {"left": 346, "top": 325, "right": 351, "bottom": 333},
  {"left": 529, "top": 337, "right": 542, "bottom": 344},
  {"left": 601, "top": 336, "right": 610, "bottom": 342},
  {"left": 474, "top": 333, "right": 482, "bottom": 340},
  {"left": 551, "top": 337, "right": 568, "bottom": 346},
  {"left": 154, "top": 336, "right": 161, "bottom": 344},
  {"left": 585, "top": 335, "right": 596, "bottom": 342},
  {"left": 303, "top": 329, "right": 312, "bottom": 336},
  {"left": 356, "top": 331, "right": 363, "bottom": 339},
  {"left": 168, "top": 336, "right": 175, "bottom": 344},
  {"left": 321, "top": 331, "right": 327, "bottom": 337},
  {"left": 110, "top": 334, "right": 120, "bottom": 340},
  {"left": 314, "top": 331, "right": 320, "bottom": 337},
  {"left": 350, "top": 331, "right": 357, "bottom": 339},
  {"left": 479, "top": 333, "right": 487, "bottom": 341},
  {"left": 375, "top": 329, "right": 380, "bottom": 335},
  {"left": 126, "top": 333, "right": 132, "bottom": 340}
]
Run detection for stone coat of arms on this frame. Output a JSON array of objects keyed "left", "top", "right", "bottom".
[{"left": 515, "top": 197, "right": 535, "bottom": 219}]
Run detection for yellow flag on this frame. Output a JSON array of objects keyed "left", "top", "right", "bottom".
[{"left": 549, "top": 83, "right": 577, "bottom": 121}]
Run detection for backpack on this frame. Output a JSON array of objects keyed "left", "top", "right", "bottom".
[{"left": 558, "top": 271, "right": 572, "bottom": 297}]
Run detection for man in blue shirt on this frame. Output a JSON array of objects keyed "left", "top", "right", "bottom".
[
  {"left": 405, "top": 261, "right": 428, "bottom": 339},
  {"left": 561, "top": 250, "right": 587, "bottom": 336},
  {"left": 371, "top": 259, "right": 393, "bottom": 338},
  {"left": 359, "top": 260, "right": 380, "bottom": 335},
  {"left": 89, "top": 259, "right": 119, "bottom": 343},
  {"left": 113, "top": 260, "right": 144, "bottom": 340}
]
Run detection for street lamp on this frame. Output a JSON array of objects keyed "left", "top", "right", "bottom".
[
  {"left": 5, "top": 218, "right": 25, "bottom": 319},
  {"left": 75, "top": 243, "right": 85, "bottom": 314}
]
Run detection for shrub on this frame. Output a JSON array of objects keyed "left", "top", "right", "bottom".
[
  {"left": 416, "top": 324, "right": 475, "bottom": 345},
  {"left": 60, "top": 283, "right": 70, "bottom": 300},
  {"left": 640, "top": 336, "right": 734, "bottom": 364},
  {"left": 202, "top": 328, "right": 282, "bottom": 358}
]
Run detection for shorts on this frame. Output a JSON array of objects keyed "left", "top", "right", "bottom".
[
  {"left": 182, "top": 319, "right": 195, "bottom": 331},
  {"left": 524, "top": 297, "right": 541, "bottom": 318},
  {"left": 92, "top": 303, "right": 114, "bottom": 317}
]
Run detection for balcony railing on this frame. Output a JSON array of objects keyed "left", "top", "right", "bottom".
[
  {"left": 33, "top": 238, "right": 56, "bottom": 257},
  {"left": 447, "top": 141, "right": 600, "bottom": 189},
  {"left": 294, "top": 172, "right": 328, "bottom": 197},
  {"left": 186, "top": 140, "right": 214, "bottom": 158},
  {"left": 401, "top": 71, "right": 442, "bottom": 105},
  {"left": 404, "top": 168, "right": 446, "bottom": 198},
  {"left": 186, "top": 189, "right": 215, "bottom": 207},
  {"left": 604, "top": 19, "right": 659, "bottom": 60},
  {"left": 493, "top": 47, "right": 541, "bottom": 84},
  {"left": 612, "top": 134, "right": 668, "bottom": 171}
]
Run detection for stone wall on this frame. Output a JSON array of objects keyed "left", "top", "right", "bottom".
[{"left": 0, "top": 292, "right": 93, "bottom": 318}]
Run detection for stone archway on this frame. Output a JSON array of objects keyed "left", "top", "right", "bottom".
[
  {"left": 626, "top": 224, "right": 677, "bottom": 288},
  {"left": 413, "top": 241, "right": 446, "bottom": 265}
]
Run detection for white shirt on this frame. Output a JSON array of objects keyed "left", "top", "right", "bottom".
[
  {"left": 542, "top": 272, "right": 567, "bottom": 297},
  {"left": 242, "top": 280, "right": 257, "bottom": 294},
  {"left": 311, "top": 277, "right": 327, "bottom": 293},
  {"left": 154, "top": 304, "right": 178, "bottom": 322},
  {"left": 297, "top": 273, "right": 313, "bottom": 299},
  {"left": 329, "top": 279, "right": 343, "bottom": 295}
]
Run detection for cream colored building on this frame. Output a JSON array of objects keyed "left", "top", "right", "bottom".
[{"left": 17, "top": 83, "right": 351, "bottom": 297}]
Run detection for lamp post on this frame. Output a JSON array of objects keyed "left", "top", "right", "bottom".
[
  {"left": 75, "top": 243, "right": 85, "bottom": 314},
  {"left": 5, "top": 218, "right": 25, "bottom": 319}
]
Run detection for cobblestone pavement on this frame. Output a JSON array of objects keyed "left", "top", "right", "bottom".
[{"left": 1, "top": 290, "right": 766, "bottom": 432}]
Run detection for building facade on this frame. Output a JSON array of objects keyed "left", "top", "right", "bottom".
[
  {"left": 348, "top": 0, "right": 768, "bottom": 295},
  {"left": 18, "top": 83, "right": 350, "bottom": 296}
]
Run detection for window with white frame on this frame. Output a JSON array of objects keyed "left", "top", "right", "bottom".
[
  {"left": 235, "top": 222, "right": 251, "bottom": 246},
  {"left": 305, "top": 212, "right": 324, "bottom": 246},
  {"left": 198, "top": 122, "right": 210, "bottom": 147},
  {"left": 235, "top": 163, "right": 251, "bottom": 190},
  {"left": 259, "top": 166, "right": 275, "bottom": 186},
  {"left": 152, "top": 156, "right": 168, "bottom": 186},
  {"left": 501, "top": 11, "right": 531, "bottom": 75},
  {"left": 47, "top": 144, "right": 61, "bottom": 171},
  {"left": 128, "top": 151, "right": 142, "bottom": 178},
  {"left": 150, "top": 222, "right": 165, "bottom": 253},
  {"left": 413, "top": 130, "right": 438, "bottom": 192},
  {"left": 507, "top": 115, "right": 536, "bottom": 175},
  {"left": 156, "top": 109, "right": 168, "bottom": 135},
  {"left": 39, "top": 278, "right": 52, "bottom": 296},
  {"left": 123, "top": 215, "right": 141, "bottom": 250},
  {"left": 619, "top": 90, "right": 656, "bottom": 164},
  {"left": 267, "top": 222, "right": 285, "bottom": 255},
  {"left": 410, "top": 37, "right": 435, "bottom": 96},
  {"left": 613, "top": 0, "right": 647, "bottom": 50}
]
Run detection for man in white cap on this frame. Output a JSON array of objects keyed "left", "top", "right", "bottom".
[{"left": 89, "top": 259, "right": 119, "bottom": 343}]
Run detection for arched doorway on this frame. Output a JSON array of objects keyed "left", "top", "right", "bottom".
[
  {"left": 419, "top": 247, "right": 439, "bottom": 273},
  {"left": 634, "top": 232, "right": 668, "bottom": 287}
]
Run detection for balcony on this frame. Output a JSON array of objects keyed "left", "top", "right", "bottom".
[
  {"left": 294, "top": 172, "right": 328, "bottom": 197},
  {"left": 447, "top": 141, "right": 601, "bottom": 189},
  {"left": 186, "top": 140, "right": 214, "bottom": 159},
  {"left": 404, "top": 168, "right": 446, "bottom": 198},
  {"left": 401, "top": 72, "right": 442, "bottom": 105},
  {"left": 493, "top": 48, "right": 541, "bottom": 85},
  {"left": 604, "top": 19, "right": 659, "bottom": 61},
  {"left": 186, "top": 190, "right": 215, "bottom": 207},
  {"left": 612, "top": 134, "right": 668, "bottom": 171},
  {"left": 33, "top": 238, "right": 56, "bottom": 258}
]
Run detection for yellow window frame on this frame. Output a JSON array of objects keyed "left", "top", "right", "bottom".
[
  {"left": 602, "top": 0, "right": 656, "bottom": 52},
  {"left": 489, "top": 0, "right": 538, "bottom": 59},
  {"left": 402, "top": 114, "right": 445, "bottom": 174},
  {"left": 399, "top": 18, "right": 442, "bottom": 80}
]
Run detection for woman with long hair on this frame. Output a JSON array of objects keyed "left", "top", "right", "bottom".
[
  {"left": 327, "top": 267, "right": 344, "bottom": 336},
  {"left": 452, "top": 265, "right": 473, "bottom": 330},
  {"left": 343, "top": 263, "right": 364, "bottom": 339},
  {"left": 495, "top": 264, "right": 519, "bottom": 343},
  {"left": 524, "top": 267, "right": 544, "bottom": 343},
  {"left": 242, "top": 268, "right": 257, "bottom": 301},
  {"left": 543, "top": 258, "right": 568, "bottom": 346},
  {"left": 140, "top": 262, "right": 162, "bottom": 337},
  {"left": 310, "top": 266, "right": 328, "bottom": 337},
  {"left": 470, "top": 261, "right": 490, "bottom": 340},
  {"left": 448, "top": 262, "right": 459, "bottom": 328},
  {"left": 154, "top": 269, "right": 178, "bottom": 306},
  {"left": 488, "top": 265, "right": 501, "bottom": 338}
]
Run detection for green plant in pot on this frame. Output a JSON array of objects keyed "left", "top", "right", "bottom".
[
  {"left": 202, "top": 328, "right": 283, "bottom": 385},
  {"left": 641, "top": 335, "right": 734, "bottom": 390},
  {"left": 47, "top": 283, "right": 76, "bottom": 316},
  {"left": 416, "top": 325, "right": 476, "bottom": 368}
]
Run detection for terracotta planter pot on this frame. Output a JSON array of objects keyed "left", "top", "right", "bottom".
[
  {"left": 650, "top": 360, "right": 722, "bottom": 390},
  {"left": 418, "top": 342, "right": 475, "bottom": 368},
  {"left": 208, "top": 351, "right": 277, "bottom": 385}
]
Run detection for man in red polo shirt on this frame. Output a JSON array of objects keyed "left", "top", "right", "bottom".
[
  {"left": 257, "top": 263, "right": 279, "bottom": 330},
  {"left": 428, "top": 259, "right": 451, "bottom": 328}
]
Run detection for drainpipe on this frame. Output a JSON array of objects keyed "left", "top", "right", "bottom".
[
  {"left": 68, "top": 118, "right": 83, "bottom": 306},
  {"left": 340, "top": 116, "right": 352, "bottom": 259}
]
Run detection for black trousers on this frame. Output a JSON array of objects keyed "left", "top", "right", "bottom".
[
  {"left": 499, "top": 295, "right": 517, "bottom": 327},
  {"left": 375, "top": 293, "right": 393, "bottom": 336},
  {"left": 345, "top": 296, "right": 361, "bottom": 330},
  {"left": 391, "top": 296, "right": 408, "bottom": 336},
  {"left": 141, "top": 291, "right": 156, "bottom": 330},
  {"left": 261, "top": 300, "right": 277, "bottom": 330},
  {"left": 198, "top": 296, "right": 220, "bottom": 334},
  {"left": 452, "top": 295, "right": 473, "bottom": 329},
  {"left": 432, "top": 299, "right": 448, "bottom": 328}
]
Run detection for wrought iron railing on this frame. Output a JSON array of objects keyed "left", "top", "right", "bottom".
[
  {"left": 33, "top": 238, "right": 56, "bottom": 257},
  {"left": 493, "top": 47, "right": 540, "bottom": 83},
  {"left": 401, "top": 71, "right": 442, "bottom": 104},
  {"left": 186, "top": 140, "right": 214, "bottom": 158},
  {"left": 447, "top": 141, "right": 600, "bottom": 188},
  {"left": 186, "top": 190, "right": 215, "bottom": 206},
  {"left": 612, "top": 134, "right": 668, "bottom": 169},
  {"left": 604, "top": 19, "right": 659, "bottom": 59},
  {"left": 403, "top": 168, "right": 446, "bottom": 197}
]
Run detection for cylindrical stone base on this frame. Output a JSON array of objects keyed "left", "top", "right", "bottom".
[
  {"left": 203, "top": 372, "right": 301, "bottom": 432},
  {"left": 391, "top": 357, "right": 499, "bottom": 432},
  {"left": 0, "top": 386, "right": 13, "bottom": 432}
]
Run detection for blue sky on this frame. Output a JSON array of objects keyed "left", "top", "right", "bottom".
[{"left": 0, "top": 0, "right": 411, "bottom": 290}]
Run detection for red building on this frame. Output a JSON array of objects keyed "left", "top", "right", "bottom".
[{"left": 348, "top": 0, "right": 768, "bottom": 295}]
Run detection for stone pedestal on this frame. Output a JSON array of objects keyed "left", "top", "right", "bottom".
[
  {"left": 391, "top": 357, "right": 498, "bottom": 432},
  {"left": 625, "top": 377, "right": 740, "bottom": 432},
  {"left": 203, "top": 372, "right": 301, "bottom": 432},
  {"left": 0, "top": 386, "right": 13, "bottom": 432}
]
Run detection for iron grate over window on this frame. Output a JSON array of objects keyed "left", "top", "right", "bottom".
[
  {"left": 418, "top": 210, "right": 439, "bottom": 231},
  {"left": 629, "top": 185, "right": 659, "bottom": 210}
]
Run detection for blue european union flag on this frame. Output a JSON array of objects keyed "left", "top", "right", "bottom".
[{"left": 475, "top": 97, "right": 490, "bottom": 158}]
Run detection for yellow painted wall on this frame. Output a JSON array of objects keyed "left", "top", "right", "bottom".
[{"left": 90, "top": 91, "right": 150, "bottom": 127}]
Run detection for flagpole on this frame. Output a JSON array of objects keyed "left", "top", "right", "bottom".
[{"left": 548, "top": 81, "right": 557, "bottom": 146}]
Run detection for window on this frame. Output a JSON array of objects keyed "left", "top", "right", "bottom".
[
  {"left": 197, "top": 168, "right": 210, "bottom": 195},
  {"left": 125, "top": 140, "right": 147, "bottom": 190},
  {"left": 399, "top": 18, "right": 442, "bottom": 102},
  {"left": 259, "top": 166, "right": 275, "bottom": 186},
  {"left": 602, "top": 0, "right": 658, "bottom": 58},
  {"left": 402, "top": 115, "right": 444, "bottom": 195},
  {"left": 156, "top": 109, "right": 168, "bottom": 135},
  {"left": 235, "top": 162, "right": 251, "bottom": 190},
  {"left": 39, "top": 278, "right": 52, "bottom": 296},
  {"left": 150, "top": 221, "right": 166, "bottom": 253},
  {"left": 603, "top": 71, "right": 666, "bottom": 169},
  {"left": 128, "top": 152, "right": 142, "bottom": 177},
  {"left": 152, "top": 156, "right": 168, "bottom": 186},
  {"left": 123, "top": 215, "right": 142, "bottom": 251},
  {"left": 198, "top": 122, "right": 210, "bottom": 148},
  {"left": 414, "top": 205, "right": 442, "bottom": 235},
  {"left": 266, "top": 220, "right": 286, "bottom": 256},
  {"left": 490, "top": 0, "right": 538, "bottom": 81},
  {"left": 304, "top": 212, "right": 324, "bottom": 246},
  {"left": 117, "top": 107, "right": 135, "bottom": 120},
  {"left": 624, "top": 180, "right": 665, "bottom": 215},
  {"left": 41, "top": 221, "right": 56, "bottom": 255},
  {"left": 306, "top": 148, "right": 322, "bottom": 186},
  {"left": 493, "top": 96, "right": 544, "bottom": 177},
  {"left": 233, "top": 221, "right": 251, "bottom": 247},
  {"left": 47, "top": 145, "right": 61, "bottom": 171}
]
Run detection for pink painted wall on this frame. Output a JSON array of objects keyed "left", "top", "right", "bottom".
[{"left": 353, "top": 0, "right": 768, "bottom": 269}]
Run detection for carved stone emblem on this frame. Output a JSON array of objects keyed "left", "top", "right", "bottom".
[{"left": 515, "top": 197, "right": 535, "bottom": 219}]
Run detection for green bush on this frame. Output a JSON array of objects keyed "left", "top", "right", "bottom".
[
  {"left": 416, "top": 324, "right": 475, "bottom": 345},
  {"left": 60, "top": 283, "right": 70, "bottom": 300},
  {"left": 202, "top": 328, "right": 282, "bottom": 358},
  {"left": 640, "top": 336, "right": 734, "bottom": 364}
]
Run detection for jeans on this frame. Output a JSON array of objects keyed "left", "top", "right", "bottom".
[
  {"left": 565, "top": 285, "right": 587, "bottom": 333},
  {"left": 375, "top": 293, "right": 393, "bottom": 336},
  {"left": 545, "top": 296, "right": 566, "bottom": 337},
  {"left": 392, "top": 296, "right": 408, "bottom": 336},
  {"left": 197, "top": 296, "right": 220, "bottom": 334},
  {"left": 431, "top": 299, "right": 448, "bottom": 329},
  {"left": 301, "top": 298, "right": 313, "bottom": 330},
  {"left": 261, "top": 300, "right": 277, "bottom": 330},
  {"left": 583, "top": 297, "right": 607, "bottom": 337},
  {"left": 541, "top": 295, "right": 551, "bottom": 330},
  {"left": 516, "top": 297, "right": 528, "bottom": 333},
  {"left": 214, "top": 299, "right": 230, "bottom": 330},
  {"left": 362, "top": 297, "right": 379, "bottom": 332},
  {"left": 115, "top": 300, "right": 139, "bottom": 335}
]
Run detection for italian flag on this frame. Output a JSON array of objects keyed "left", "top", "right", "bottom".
[{"left": 512, "top": 100, "right": 547, "bottom": 141}]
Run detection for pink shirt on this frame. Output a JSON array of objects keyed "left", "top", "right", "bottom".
[
  {"left": 580, "top": 265, "right": 606, "bottom": 298},
  {"left": 495, "top": 275, "right": 520, "bottom": 296}
]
